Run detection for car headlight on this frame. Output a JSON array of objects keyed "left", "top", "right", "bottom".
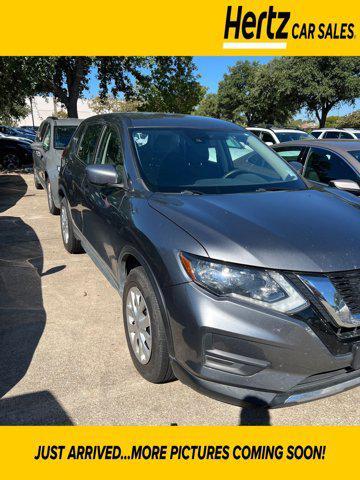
[{"left": 180, "top": 252, "right": 308, "bottom": 314}]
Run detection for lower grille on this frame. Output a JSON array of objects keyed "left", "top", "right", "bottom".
[{"left": 328, "top": 270, "right": 360, "bottom": 315}]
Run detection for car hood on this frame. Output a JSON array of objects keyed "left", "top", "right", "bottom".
[{"left": 149, "top": 189, "right": 360, "bottom": 273}]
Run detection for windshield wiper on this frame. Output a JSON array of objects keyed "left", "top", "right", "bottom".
[
  {"left": 179, "top": 189, "right": 204, "bottom": 195},
  {"left": 255, "top": 187, "right": 291, "bottom": 192}
]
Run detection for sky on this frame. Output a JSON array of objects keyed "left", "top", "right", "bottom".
[{"left": 87, "top": 56, "right": 360, "bottom": 119}]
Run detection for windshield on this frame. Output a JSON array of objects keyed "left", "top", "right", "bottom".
[
  {"left": 275, "top": 131, "right": 314, "bottom": 142},
  {"left": 131, "top": 128, "right": 306, "bottom": 193},
  {"left": 350, "top": 150, "right": 360, "bottom": 161},
  {"left": 54, "top": 126, "right": 78, "bottom": 149}
]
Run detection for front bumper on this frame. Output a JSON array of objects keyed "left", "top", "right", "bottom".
[{"left": 164, "top": 282, "right": 360, "bottom": 407}]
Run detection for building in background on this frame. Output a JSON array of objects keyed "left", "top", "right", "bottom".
[{"left": 21, "top": 96, "right": 95, "bottom": 126}]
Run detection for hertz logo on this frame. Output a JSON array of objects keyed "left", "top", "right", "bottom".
[{"left": 223, "top": 5, "right": 355, "bottom": 50}]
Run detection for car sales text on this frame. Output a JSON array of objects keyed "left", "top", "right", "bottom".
[{"left": 224, "top": 6, "right": 355, "bottom": 40}]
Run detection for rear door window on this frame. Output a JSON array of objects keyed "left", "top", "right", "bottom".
[
  {"left": 77, "top": 123, "right": 104, "bottom": 164},
  {"left": 303, "top": 147, "right": 357, "bottom": 184},
  {"left": 323, "top": 131, "right": 341, "bottom": 139},
  {"left": 311, "top": 131, "right": 321, "bottom": 138},
  {"left": 339, "top": 132, "right": 354, "bottom": 139}
]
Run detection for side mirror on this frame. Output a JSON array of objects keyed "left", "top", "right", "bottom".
[
  {"left": 289, "top": 161, "right": 303, "bottom": 174},
  {"left": 86, "top": 165, "right": 124, "bottom": 187},
  {"left": 86, "top": 164, "right": 123, "bottom": 187},
  {"left": 329, "top": 179, "right": 360, "bottom": 193}
]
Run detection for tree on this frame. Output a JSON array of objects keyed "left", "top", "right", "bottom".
[
  {"left": 196, "top": 93, "right": 220, "bottom": 118},
  {"left": 275, "top": 57, "right": 360, "bottom": 127},
  {"left": 217, "top": 60, "right": 298, "bottom": 125},
  {"left": 252, "top": 59, "right": 301, "bottom": 125},
  {"left": 0, "top": 57, "right": 49, "bottom": 122},
  {"left": 135, "top": 57, "right": 205, "bottom": 114},
  {"left": 39, "top": 57, "right": 147, "bottom": 117},
  {"left": 88, "top": 96, "right": 142, "bottom": 114},
  {"left": 217, "top": 61, "right": 260, "bottom": 123},
  {"left": 337, "top": 110, "right": 360, "bottom": 128},
  {"left": 325, "top": 115, "right": 342, "bottom": 128},
  {"left": 0, "top": 57, "right": 148, "bottom": 118},
  {"left": 0, "top": 103, "right": 30, "bottom": 126}
]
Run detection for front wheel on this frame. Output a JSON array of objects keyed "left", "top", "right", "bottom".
[
  {"left": 60, "top": 197, "right": 83, "bottom": 254},
  {"left": 33, "top": 169, "right": 43, "bottom": 189},
  {"left": 123, "top": 266, "right": 175, "bottom": 383},
  {"left": 46, "top": 179, "right": 60, "bottom": 215}
]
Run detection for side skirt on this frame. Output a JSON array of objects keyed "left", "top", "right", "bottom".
[{"left": 72, "top": 223, "right": 120, "bottom": 291}]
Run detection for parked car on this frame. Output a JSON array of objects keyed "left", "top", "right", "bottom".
[
  {"left": 32, "top": 117, "right": 82, "bottom": 214},
  {"left": 20, "top": 125, "right": 39, "bottom": 133},
  {"left": 0, "top": 125, "right": 35, "bottom": 142},
  {"left": 59, "top": 113, "right": 360, "bottom": 408},
  {"left": 311, "top": 128, "right": 360, "bottom": 139},
  {"left": 273, "top": 139, "right": 360, "bottom": 194},
  {"left": 0, "top": 136, "right": 33, "bottom": 170},
  {"left": 246, "top": 126, "right": 315, "bottom": 145}
]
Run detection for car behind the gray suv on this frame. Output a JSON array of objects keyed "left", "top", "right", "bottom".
[{"left": 58, "top": 113, "right": 360, "bottom": 408}]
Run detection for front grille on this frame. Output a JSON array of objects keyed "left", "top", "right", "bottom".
[
  {"left": 328, "top": 270, "right": 360, "bottom": 315},
  {"left": 288, "top": 273, "right": 360, "bottom": 351}
]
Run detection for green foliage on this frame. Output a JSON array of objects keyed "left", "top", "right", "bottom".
[
  {"left": 0, "top": 56, "right": 205, "bottom": 119},
  {"left": 217, "top": 60, "right": 299, "bottom": 125},
  {"left": 196, "top": 93, "right": 220, "bottom": 118},
  {"left": 0, "top": 102, "right": 30, "bottom": 125},
  {"left": 217, "top": 61, "right": 259, "bottom": 123},
  {"left": 325, "top": 116, "right": 342, "bottom": 128},
  {"left": 0, "top": 57, "right": 148, "bottom": 118},
  {"left": 135, "top": 57, "right": 205, "bottom": 114},
  {"left": 88, "top": 96, "right": 142, "bottom": 114},
  {"left": 0, "top": 57, "right": 49, "bottom": 122},
  {"left": 337, "top": 110, "right": 360, "bottom": 128},
  {"left": 274, "top": 57, "right": 360, "bottom": 127}
]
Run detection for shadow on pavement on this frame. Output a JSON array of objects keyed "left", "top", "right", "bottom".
[
  {"left": 0, "top": 391, "right": 73, "bottom": 425},
  {"left": 0, "top": 174, "right": 28, "bottom": 213},
  {"left": 0, "top": 174, "right": 46, "bottom": 404},
  {"left": 238, "top": 397, "right": 271, "bottom": 425}
]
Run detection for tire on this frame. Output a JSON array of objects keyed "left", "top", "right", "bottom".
[
  {"left": 123, "top": 266, "right": 175, "bottom": 383},
  {"left": 33, "top": 169, "right": 43, "bottom": 190},
  {"left": 46, "top": 178, "right": 60, "bottom": 215},
  {"left": 60, "top": 197, "right": 83, "bottom": 254}
]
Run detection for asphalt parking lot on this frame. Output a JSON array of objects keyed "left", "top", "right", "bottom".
[{"left": 1, "top": 172, "right": 360, "bottom": 425}]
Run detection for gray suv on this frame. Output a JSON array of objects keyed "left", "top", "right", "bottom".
[
  {"left": 58, "top": 113, "right": 360, "bottom": 408},
  {"left": 32, "top": 117, "right": 82, "bottom": 214}
]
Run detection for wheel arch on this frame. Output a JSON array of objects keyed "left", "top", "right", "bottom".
[{"left": 118, "top": 245, "right": 175, "bottom": 357}]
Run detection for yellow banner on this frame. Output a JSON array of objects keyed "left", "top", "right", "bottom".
[
  {"left": 0, "top": 426, "right": 357, "bottom": 477},
  {"left": 0, "top": 0, "right": 358, "bottom": 55}
]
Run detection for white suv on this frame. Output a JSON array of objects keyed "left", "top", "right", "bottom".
[
  {"left": 246, "top": 127, "right": 314, "bottom": 145},
  {"left": 311, "top": 128, "right": 360, "bottom": 140}
]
